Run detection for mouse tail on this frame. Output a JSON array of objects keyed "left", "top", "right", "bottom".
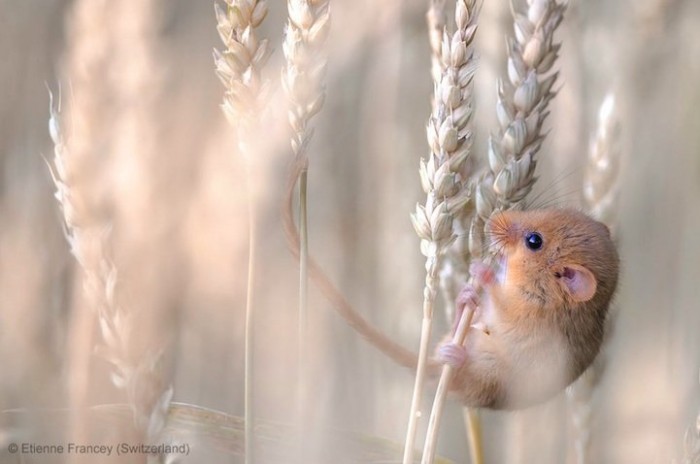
[{"left": 283, "top": 156, "right": 426, "bottom": 371}]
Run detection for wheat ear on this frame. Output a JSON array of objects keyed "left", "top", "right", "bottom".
[
  {"left": 402, "top": 1, "right": 478, "bottom": 463},
  {"left": 282, "top": 0, "right": 330, "bottom": 164},
  {"left": 566, "top": 92, "right": 620, "bottom": 464},
  {"left": 215, "top": 2, "right": 270, "bottom": 463},
  {"left": 470, "top": 0, "right": 566, "bottom": 256},
  {"left": 281, "top": 0, "right": 330, "bottom": 458},
  {"left": 48, "top": 96, "right": 173, "bottom": 448}
]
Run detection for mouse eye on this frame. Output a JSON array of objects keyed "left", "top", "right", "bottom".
[{"left": 525, "top": 232, "right": 543, "bottom": 250}]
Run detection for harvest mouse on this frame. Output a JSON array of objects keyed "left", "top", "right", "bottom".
[
  {"left": 436, "top": 208, "right": 619, "bottom": 409},
  {"left": 284, "top": 189, "right": 620, "bottom": 408}
]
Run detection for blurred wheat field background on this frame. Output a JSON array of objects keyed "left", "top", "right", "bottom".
[{"left": 0, "top": 0, "right": 699, "bottom": 463}]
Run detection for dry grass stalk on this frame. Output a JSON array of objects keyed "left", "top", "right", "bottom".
[
  {"left": 214, "top": 2, "right": 271, "bottom": 462},
  {"left": 48, "top": 97, "right": 173, "bottom": 447},
  {"left": 566, "top": 92, "right": 620, "bottom": 464},
  {"left": 470, "top": 0, "right": 566, "bottom": 256},
  {"left": 403, "top": 1, "right": 478, "bottom": 463}
]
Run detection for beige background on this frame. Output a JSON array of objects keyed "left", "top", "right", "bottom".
[{"left": 0, "top": 0, "right": 698, "bottom": 462}]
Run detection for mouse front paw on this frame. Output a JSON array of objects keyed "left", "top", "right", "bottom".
[
  {"left": 453, "top": 284, "right": 480, "bottom": 334},
  {"left": 457, "top": 284, "right": 480, "bottom": 312},
  {"left": 436, "top": 343, "right": 467, "bottom": 369}
]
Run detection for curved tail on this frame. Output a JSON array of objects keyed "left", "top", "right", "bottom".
[{"left": 282, "top": 157, "right": 425, "bottom": 370}]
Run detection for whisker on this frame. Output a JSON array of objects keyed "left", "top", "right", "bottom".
[
  {"left": 524, "top": 167, "right": 580, "bottom": 210},
  {"left": 529, "top": 188, "right": 581, "bottom": 210}
]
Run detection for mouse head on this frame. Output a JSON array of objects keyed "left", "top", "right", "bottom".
[{"left": 486, "top": 208, "right": 619, "bottom": 310}]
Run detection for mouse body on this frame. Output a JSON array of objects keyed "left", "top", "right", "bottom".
[{"left": 438, "top": 208, "right": 619, "bottom": 409}]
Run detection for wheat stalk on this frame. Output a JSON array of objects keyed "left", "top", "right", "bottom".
[
  {"left": 214, "top": 2, "right": 270, "bottom": 463},
  {"left": 470, "top": 0, "right": 566, "bottom": 256},
  {"left": 48, "top": 96, "right": 173, "bottom": 451},
  {"left": 428, "top": 0, "right": 482, "bottom": 460},
  {"left": 566, "top": 92, "right": 620, "bottom": 464},
  {"left": 281, "top": 0, "right": 330, "bottom": 459},
  {"left": 402, "top": 2, "right": 478, "bottom": 463}
]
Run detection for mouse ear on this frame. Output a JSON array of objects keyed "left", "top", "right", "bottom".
[{"left": 560, "top": 264, "right": 597, "bottom": 302}]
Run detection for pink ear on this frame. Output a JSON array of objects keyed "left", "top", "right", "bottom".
[{"left": 560, "top": 265, "right": 597, "bottom": 302}]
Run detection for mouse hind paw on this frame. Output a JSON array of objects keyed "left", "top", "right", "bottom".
[{"left": 436, "top": 343, "right": 467, "bottom": 369}]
